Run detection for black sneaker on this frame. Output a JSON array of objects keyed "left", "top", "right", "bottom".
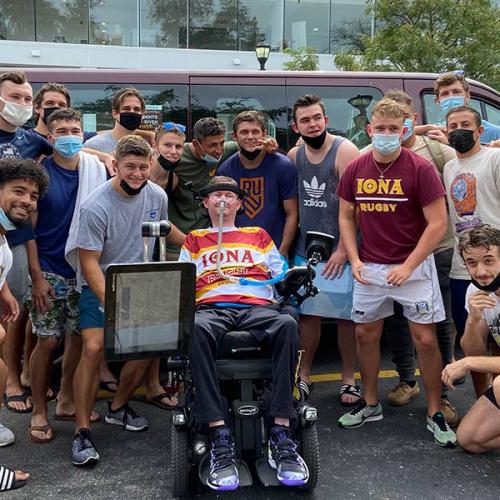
[
  {"left": 72, "top": 428, "right": 99, "bottom": 466},
  {"left": 268, "top": 425, "right": 309, "bottom": 486},
  {"left": 206, "top": 427, "right": 239, "bottom": 491}
]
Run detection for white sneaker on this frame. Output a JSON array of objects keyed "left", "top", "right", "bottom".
[{"left": 0, "top": 423, "right": 15, "bottom": 447}]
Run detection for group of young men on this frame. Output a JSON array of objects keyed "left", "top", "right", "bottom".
[{"left": 0, "top": 68, "right": 498, "bottom": 492}]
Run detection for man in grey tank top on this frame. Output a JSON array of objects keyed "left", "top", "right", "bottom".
[{"left": 288, "top": 95, "right": 361, "bottom": 405}]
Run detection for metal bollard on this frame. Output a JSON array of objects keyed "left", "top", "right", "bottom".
[{"left": 142, "top": 220, "right": 172, "bottom": 262}]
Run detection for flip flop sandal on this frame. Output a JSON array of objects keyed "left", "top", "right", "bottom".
[
  {"left": 0, "top": 466, "right": 27, "bottom": 491},
  {"left": 144, "top": 393, "right": 178, "bottom": 411},
  {"left": 46, "top": 388, "right": 57, "bottom": 402},
  {"left": 54, "top": 410, "right": 101, "bottom": 423},
  {"left": 339, "top": 384, "right": 362, "bottom": 407},
  {"left": 27, "top": 424, "right": 54, "bottom": 444},
  {"left": 298, "top": 380, "right": 314, "bottom": 400},
  {"left": 99, "top": 380, "right": 119, "bottom": 393},
  {"left": 3, "top": 393, "right": 32, "bottom": 414}
]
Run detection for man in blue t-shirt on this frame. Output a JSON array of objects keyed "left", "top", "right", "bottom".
[
  {"left": 0, "top": 71, "right": 52, "bottom": 413},
  {"left": 218, "top": 110, "right": 298, "bottom": 256},
  {"left": 26, "top": 109, "right": 106, "bottom": 444}
]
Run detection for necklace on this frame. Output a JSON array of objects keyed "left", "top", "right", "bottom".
[{"left": 372, "top": 156, "right": 396, "bottom": 179}]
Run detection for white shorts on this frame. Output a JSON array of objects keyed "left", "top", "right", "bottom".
[{"left": 351, "top": 255, "right": 445, "bottom": 324}]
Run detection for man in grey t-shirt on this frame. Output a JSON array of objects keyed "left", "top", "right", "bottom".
[{"left": 71, "top": 136, "right": 184, "bottom": 467}]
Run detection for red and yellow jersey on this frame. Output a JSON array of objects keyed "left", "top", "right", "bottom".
[{"left": 179, "top": 226, "right": 285, "bottom": 306}]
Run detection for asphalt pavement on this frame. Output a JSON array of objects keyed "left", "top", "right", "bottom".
[{"left": 0, "top": 333, "right": 499, "bottom": 500}]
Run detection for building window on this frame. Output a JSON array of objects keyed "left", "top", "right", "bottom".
[
  {"left": 237, "top": 0, "right": 283, "bottom": 51},
  {"left": 188, "top": 0, "right": 238, "bottom": 50},
  {"left": 0, "top": 0, "right": 35, "bottom": 41},
  {"left": 35, "top": 0, "right": 89, "bottom": 44},
  {"left": 140, "top": 0, "right": 187, "bottom": 48},
  {"left": 330, "top": 0, "right": 371, "bottom": 53},
  {"left": 90, "top": 0, "right": 139, "bottom": 46},
  {"left": 284, "top": 0, "right": 330, "bottom": 54}
]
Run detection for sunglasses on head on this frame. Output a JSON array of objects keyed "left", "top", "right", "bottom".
[{"left": 162, "top": 122, "right": 186, "bottom": 133}]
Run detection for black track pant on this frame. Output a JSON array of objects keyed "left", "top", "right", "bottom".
[{"left": 190, "top": 305, "right": 299, "bottom": 424}]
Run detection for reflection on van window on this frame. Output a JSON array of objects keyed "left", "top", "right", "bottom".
[
  {"left": 422, "top": 93, "right": 484, "bottom": 125},
  {"left": 191, "top": 85, "right": 288, "bottom": 150},
  {"left": 286, "top": 86, "right": 383, "bottom": 150},
  {"left": 485, "top": 101, "right": 500, "bottom": 127},
  {"left": 31, "top": 83, "right": 188, "bottom": 133}
]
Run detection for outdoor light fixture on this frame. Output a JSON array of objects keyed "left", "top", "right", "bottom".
[
  {"left": 347, "top": 94, "right": 373, "bottom": 109},
  {"left": 255, "top": 42, "right": 271, "bottom": 71}
]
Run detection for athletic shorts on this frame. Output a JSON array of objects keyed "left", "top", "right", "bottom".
[
  {"left": 293, "top": 255, "right": 353, "bottom": 320},
  {"left": 483, "top": 385, "right": 500, "bottom": 410},
  {"left": 25, "top": 272, "right": 80, "bottom": 338},
  {"left": 79, "top": 286, "right": 104, "bottom": 330},
  {"left": 351, "top": 255, "right": 445, "bottom": 324}
]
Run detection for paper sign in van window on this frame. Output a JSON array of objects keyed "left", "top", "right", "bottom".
[{"left": 140, "top": 104, "right": 163, "bottom": 131}]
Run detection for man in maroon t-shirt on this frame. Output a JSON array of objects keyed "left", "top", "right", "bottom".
[{"left": 337, "top": 98, "right": 457, "bottom": 448}]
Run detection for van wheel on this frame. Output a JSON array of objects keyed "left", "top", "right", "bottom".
[
  {"left": 170, "top": 424, "right": 191, "bottom": 497},
  {"left": 298, "top": 423, "right": 319, "bottom": 491}
]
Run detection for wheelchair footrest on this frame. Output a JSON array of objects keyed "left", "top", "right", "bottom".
[
  {"left": 198, "top": 454, "right": 253, "bottom": 488},
  {"left": 255, "top": 458, "right": 280, "bottom": 487}
]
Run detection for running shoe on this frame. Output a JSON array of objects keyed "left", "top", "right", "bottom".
[
  {"left": 206, "top": 427, "right": 239, "bottom": 491},
  {"left": 0, "top": 423, "right": 14, "bottom": 447},
  {"left": 268, "top": 425, "right": 309, "bottom": 486},
  {"left": 104, "top": 402, "right": 149, "bottom": 431},
  {"left": 426, "top": 411, "right": 457, "bottom": 448},
  {"left": 338, "top": 400, "right": 383, "bottom": 428},
  {"left": 72, "top": 428, "right": 100, "bottom": 466}
]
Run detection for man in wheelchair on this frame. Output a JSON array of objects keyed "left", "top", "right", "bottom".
[{"left": 178, "top": 176, "right": 309, "bottom": 491}]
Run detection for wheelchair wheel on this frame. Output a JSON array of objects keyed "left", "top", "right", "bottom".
[
  {"left": 170, "top": 424, "right": 191, "bottom": 497},
  {"left": 298, "top": 423, "right": 319, "bottom": 491}
]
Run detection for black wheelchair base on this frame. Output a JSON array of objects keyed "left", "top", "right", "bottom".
[{"left": 255, "top": 457, "right": 281, "bottom": 487}]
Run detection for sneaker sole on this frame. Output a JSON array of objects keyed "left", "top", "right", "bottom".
[
  {"left": 104, "top": 416, "right": 148, "bottom": 431},
  {"left": 339, "top": 413, "right": 383, "bottom": 429},
  {"left": 426, "top": 424, "right": 457, "bottom": 448},
  {"left": 268, "top": 452, "right": 309, "bottom": 486},
  {"left": 72, "top": 454, "right": 100, "bottom": 466},
  {"left": 206, "top": 478, "right": 239, "bottom": 491},
  {"left": 0, "top": 437, "right": 15, "bottom": 447},
  {"left": 387, "top": 391, "right": 420, "bottom": 407}
]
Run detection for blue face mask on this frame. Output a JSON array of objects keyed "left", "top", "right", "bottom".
[
  {"left": 401, "top": 118, "right": 414, "bottom": 142},
  {"left": 54, "top": 135, "right": 83, "bottom": 158},
  {"left": 440, "top": 96, "right": 465, "bottom": 115},
  {"left": 202, "top": 153, "right": 220, "bottom": 166},
  {"left": 0, "top": 208, "right": 17, "bottom": 231},
  {"left": 372, "top": 134, "right": 401, "bottom": 155}
]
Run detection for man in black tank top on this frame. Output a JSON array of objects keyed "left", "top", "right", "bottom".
[{"left": 288, "top": 94, "right": 361, "bottom": 405}]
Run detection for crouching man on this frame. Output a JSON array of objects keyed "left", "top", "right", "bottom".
[
  {"left": 178, "top": 176, "right": 308, "bottom": 491},
  {"left": 442, "top": 225, "right": 500, "bottom": 453}
]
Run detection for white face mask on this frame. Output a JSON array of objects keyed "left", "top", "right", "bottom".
[{"left": 0, "top": 97, "right": 33, "bottom": 127}]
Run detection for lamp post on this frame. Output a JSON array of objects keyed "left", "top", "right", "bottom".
[{"left": 255, "top": 42, "right": 271, "bottom": 71}]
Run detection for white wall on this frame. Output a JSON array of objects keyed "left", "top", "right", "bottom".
[{"left": 0, "top": 40, "right": 336, "bottom": 71}]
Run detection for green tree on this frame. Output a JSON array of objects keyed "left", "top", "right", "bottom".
[
  {"left": 282, "top": 47, "right": 319, "bottom": 71},
  {"left": 333, "top": 0, "right": 500, "bottom": 90}
]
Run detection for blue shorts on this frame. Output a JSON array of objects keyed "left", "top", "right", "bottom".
[
  {"left": 79, "top": 286, "right": 104, "bottom": 330},
  {"left": 293, "top": 256, "right": 353, "bottom": 320}
]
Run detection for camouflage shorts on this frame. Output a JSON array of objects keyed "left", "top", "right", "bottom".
[{"left": 26, "top": 272, "right": 80, "bottom": 338}]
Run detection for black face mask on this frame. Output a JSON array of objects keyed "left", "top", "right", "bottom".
[
  {"left": 119, "top": 178, "right": 148, "bottom": 196},
  {"left": 300, "top": 129, "right": 327, "bottom": 150},
  {"left": 41, "top": 106, "right": 60, "bottom": 125},
  {"left": 119, "top": 112, "right": 143, "bottom": 131},
  {"left": 239, "top": 147, "right": 261, "bottom": 161},
  {"left": 448, "top": 129, "right": 477, "bottom": 154},
  {"left": 471, "top": 273, "right": 500, "bottom": 293},
  {"left": 158, "top": 155, "right": 180, "bottom": 172}
]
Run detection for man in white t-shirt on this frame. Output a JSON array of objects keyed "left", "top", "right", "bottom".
[
  {"left": 443, "top": 107, "right": 500, "bottom": 376},
  {"left": 0, "top": 157, "right": 49, "bottom": 490},
  {"left": 442, "top": 225, "right": 500, "bottom": 453}
]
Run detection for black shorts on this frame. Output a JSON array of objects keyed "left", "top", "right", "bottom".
[{"left": 483, "top": 386, "right": 500, "bottom": 410}]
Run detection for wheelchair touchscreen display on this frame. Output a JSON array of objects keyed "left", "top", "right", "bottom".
[{"left": 104, "top": 262, "right": 195, "bottom": 361}]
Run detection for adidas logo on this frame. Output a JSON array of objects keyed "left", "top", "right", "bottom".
[{"left": 303, "top": 176, "right": 326, "bottom": 199}]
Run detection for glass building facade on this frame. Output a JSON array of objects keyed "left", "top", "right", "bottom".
[{"left": 0, "top": 0, "right": 372, "bottom": 54}]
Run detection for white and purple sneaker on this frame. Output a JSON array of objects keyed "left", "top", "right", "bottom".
[
  {"left": 268, "top": 425, "right": 309, "bottom": 487},
  {"left": 206, "top": 427, "right": 239, "bottom": 491}
]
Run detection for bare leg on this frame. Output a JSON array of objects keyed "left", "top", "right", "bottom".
[
  {"left": 298, "top": 315, "right": 321, "bottom": 383},
  {"left": 0, "top": 326, "right": 9, "bottom": 411},
  {"left": 110, "top": 359, "right": 153, "bottom": 410},
  {"left": 20, "top": 320, "right": 36, "bottom": 387},
  {"left": 356, "top": 320, "right": 384, "bottom": 405},
  {"left": 337, "top": 319, "right": 358, "bottom": 403},
  {"left": 56, "top": 333, "right": 82, "bottom": 415},
  {"left": 74, "top": 328, "right": 103, "bottom": 432},
  {"left": 409, "top": 321, "right": 442, "bottom": 416},
  {"left": 460, "top": 329, "right": 489, "bottom": 398},
  {"left": 145, "top": 359, "right": 178, "bottom": 406},
  {"left": 29, "top": 337, "right": 57, "bottom": 440},
  {"left": 99, "top": 357, "right": 118, "bottom": 391}
]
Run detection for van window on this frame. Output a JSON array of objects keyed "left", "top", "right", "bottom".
[
  {"left": 190, "top": 85, "right": 288, "bottom": 150},
  {"left": 286, "top": 86, "right": 383, "bottom": 150},
  {"left": 484, "top": 101, "right": 500, "bottom": 126},
  {"left": 31, "top": 82, "right": 188, "bottom": 133},
  {"left": 422, "top": 92, "right": 484, "bottom": 125}
]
